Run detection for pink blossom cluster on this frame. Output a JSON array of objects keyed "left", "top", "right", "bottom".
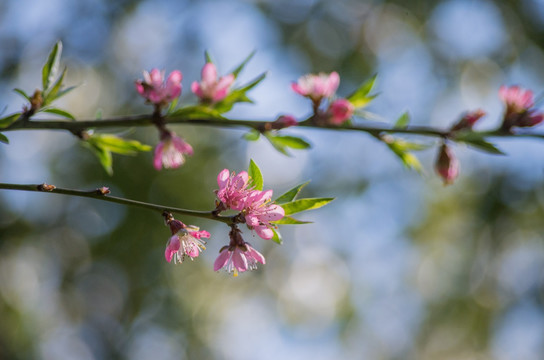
[
  {"left": 164, "top": 218, "right": 210, "bottom": 264},
  {"left": 216, "top": 169, "right": 285, "bottom": 240},
  {"left": 291, "top": 72, "right": 354, "bottom": 125},
  {"left": 499, "top": 85, "right": 543, "bottom": 129}
]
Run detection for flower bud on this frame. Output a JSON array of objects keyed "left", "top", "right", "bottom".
[{"left": 435, "top": 144, "right": 459, "bottom": 185}]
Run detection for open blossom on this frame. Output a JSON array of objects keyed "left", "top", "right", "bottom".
[
  {"left": 216, "top": 169, "right": 252, "bottom": 211},
  {"left": 243, "top": 190, "right": 285, "bottom": 240},
  {"left": 191, "top": 63, "right": 235, "bottom": 103},
  {"left": 213, "top": 243, "right": 266, "bottom": 275},
  {"left": 164, "top": 220, "right": 210, "bottom": 264},
  {"left": 154, "top": 131, "right": 193, "bottom": 170},
  {"left": 435, "top": 144, "right": 459, "bottom": 185},
  {"left": 327, "top": 98, "right": 354, "bottom": 125},
  {"left": 499, "top": 85, "right": 543, "bottom": 129},
  {"left": 135, "top": 69, "right": 182, "bottom": 107},
  {"left": 291, "top": 72, "right": 340, "bottom": 102}
]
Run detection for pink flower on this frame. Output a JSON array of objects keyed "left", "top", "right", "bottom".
[
  {"left": 135, "top": 69, "right": 182, "bottom": 107},
  {"left": 450, "top": 109, "right": 486, "bottom": 132},
  {"left": 154, "top": 131, "right": 193, "bottom": 170},
  {"left": 328, "top": 98, "right": 354, "bottom": 125},
  {"left": 435, "top": 144, "right": 459, "bottom": 185},
  {"left": 216, "top": 169, "right": 252, "bottom": 211},
  {"left": 213, "top": 243, "right": 265, "bottom": 276},
  {"left": 499, "top": 85, "right": 544, "bottom": 130},
  {"left": 165, "top": 222, "right": 210, "bottom": 264},
  {"left": 291, "top": 72, "right": 340, "bottom": 102},
  {"left": 191, "top": 63, "right": 235, "bottom": 103},
  {"left": 271, "top": 115, "right": 298, "bottom": 130},
  {"left": 243, "top": 190, "right": 285, "bottom": 240}
]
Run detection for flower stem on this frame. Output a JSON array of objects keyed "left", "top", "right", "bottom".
[{"left": 0, "top": 182, "right": 235, "bottom": 224}]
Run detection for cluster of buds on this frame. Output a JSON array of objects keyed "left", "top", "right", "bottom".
[{"left": 291, "top": 72, "right": 354, "bottom": 125}]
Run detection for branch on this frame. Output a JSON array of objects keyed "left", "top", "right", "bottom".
[
  {"left": 3, "top": 113, "right": 544, "bottom": 140},
  {"left": 0, "top": 182, "right": 234, "bottom": 225}
]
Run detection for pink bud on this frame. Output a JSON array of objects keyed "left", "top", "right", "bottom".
[
  {"left": 435, "top": 144, "right": 459, "bottom": 185},
  {"left": 450, "top": 109, "right": 486, "bottom": 132},
  {"left": 328, "top": 98, "right": 354, "bottom": 125},
  {"left": 135, "top": 69, "right": 183, "bottom": 108},
  {"left": 271, "top": 115, "right": 297, "bottom": 130},
  {"left": 191, "top": 63, "right": 235, "bottom": 104},
  {"left": 291, "top": 72, "right": 340, "bottom": 103}
]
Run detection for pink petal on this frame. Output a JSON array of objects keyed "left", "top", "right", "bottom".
[
  {"left": 135, "top": 81, "right": 145, "bottom": 96},
  {"left": 172, "top": 136, "right": 194, "bottom": 155},
  {"left": 255, "top": 226, "right": 274, "bottom": 240},
  {"left": 165, "top": 236, "right": 180, "bottom": 262},
  {"left": 261, "top": 204, "right": 285, "bottom": 221},
  {"left": 232, "top": 249, "right": 248, "bottom": 272},
  {"left": 247, "top": 246, "right": 266, "bottom": 264},
  {"left": 291, "top": 83, "right": 305, "bottom": 96},
  {"left": 214, "top": 249, "right": 230, "bottom": 271},
  {"left": 326, "top": 71, "right": 340, "bottom": 96},
  {"left": 191, "top": 81, "right": 203, "bottom": 98},
  {"left": 190, "top": 230, "right": 210, "bottom": 239},
  {"left": 154, "top": 142, "right": 165, "bottom": 170},
  {"left": 217, "top": 169, "right": 230, "bottom": 189},
  {"left": 149, "top": 68, "right": 164, "bottom": 86},
  {"left": 202, "top": 63, "right": 218, "bottom": 85}
]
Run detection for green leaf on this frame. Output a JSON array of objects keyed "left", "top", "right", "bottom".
[
  {"left": 84, "top": 142, "right": 113, "bottom": 175},
  {"left": 394, "top": 112, "right": 410, "bottom": 128},
  {"left": 41, "top": 107, "right": 75, "bottom": 120},
  {"left": 43, "top": 67, "right": 67, "bottom": 102},
  {"left": 385, "top": 139, "right": 423, "bottom": 172},
  {"left": 13, "top": 88, "right": 30, "bottom": 101},
  {"left": 55, "top": 85, "right": 77, "bottom": 100},
  {"left": 170, "top": 105, "right": 225, "bottom": 119},
  {"left": 90, "top": 134, "right": 151, "bottom": 155},
  {"left": 165, "top": 96, "right": 179, "bottom": 115},
  {"left": 264, "top": 133, "right": 290, "bottom": 156},
  {"left": 271, "top": 228, "right": 283, "bottom": 245},
  {"left": 248, "top": 159, "right": 263, "bottom": 191},
  {"left": 347, "top": 74, "right": 378, "bottom": 108},
  {"left": 454, "top": 131, "right": 505, "bottom": 155},
  {"left": 0, "top": 113, "right": 21, "bottom": 129},
  {"left": 243, "top": 129, "right": 261, "bottom": 141},
  {"left": 275, "top": 181, "right": 310, "bottom": 204},
  {"left": 272, "top": 216, "right": 312, "bottom": 225},
  {"left": 0, "top": 133, "right": 9, "bottom": 144},
  {"left": 42, "top": 41, "right": 62, "bottom": 91},
  {"left": 281, "top": 198, "right": 335, "bottom": 216},
  {"left": 267, "top": 135, "right": 311, "bottom": 149},
  {"left": 204, "top": 50, "right": 213, "bottom": 64},
  {"left": 231, "top": 51, "right": 255, "bottom": 78},
  {"left": 213, "top": 72, "right": 266, "bottom": 113}
]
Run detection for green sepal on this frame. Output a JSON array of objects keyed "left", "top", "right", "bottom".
[
  {"left": 248, "top": 159, "right": 263, "bottom": 191},
  {"left": 204, "top": 50, "right": 213, "bottom": 64},
  {"left": 0, "top": 133, "right": 9, "bottom": 144},
  {"left": 42, "top": 41, "right": 63, "bottom": 91},
  {"left": 281, "top": 198, "right": 335, "bottom": 216},
  {"left": 347, "top": 74, "right": 378, "bottom": 108},
  {"left": 13, "top": 88, "right": 30, "bottom": 101},
  {"left": 275, "top": 181, "right": 310, "bottom": 204}
]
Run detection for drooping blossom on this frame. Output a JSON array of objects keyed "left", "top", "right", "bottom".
[
  {"left": 450, "top": 109, "right": 486, "bottom": 132},
  {"left": 435, "top": 144, "right": 459, "bottom": 185},
  {"left": 154, "top": 131, "right": 193, "bottom": 170},
  {"left": 499, "top": 85, "right": 544, "bottom": 129},
  {"left": 135, "top": 68, "right": 182, "bottom": 107},
  {"left": 164, "top": 218, "right": 210, "bottom": 264},
  {"left": 191, "top": 63, "right": 235, "bottom": 104},
  {"left": 291, "top": 72, "right": 340, "bottom": 103},
  {"left": 216, "top": 169, "right": 252, "bottom": 211},
  {"left": 213, "top": 227, "right": 265, "bottom": 276},
  {"left": 327, "top": 98, "right": 354, "bottom": 125},
  {"left": 243, "top": 190, "right": 285, "bottom": 240},
  {"left": 271, "top": 115, "right": 298, "bottom": 130}
]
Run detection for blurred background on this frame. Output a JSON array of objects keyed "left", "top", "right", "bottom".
[{"left": 1, "top": 0, "right": 544, "bottom": 359}]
